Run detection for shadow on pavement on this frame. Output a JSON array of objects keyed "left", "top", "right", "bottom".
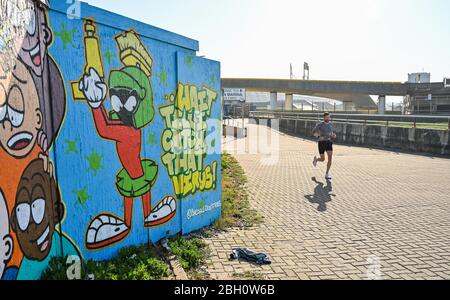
[{"left": 305, "top": 177, "right": 336, "bottom": 212}]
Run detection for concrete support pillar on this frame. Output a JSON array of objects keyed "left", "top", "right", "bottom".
[
  {"left": 270, "top": 92, "right": 277, "bottom": 110},
  {"left": 378, "top": 95, "right": 386, "bottom": 115},
  {"left": 343, "top": 101, "right": 350, "bottom": 112},
  {"left": 285, "top": 93, "right": 294, "bottom": 111}
]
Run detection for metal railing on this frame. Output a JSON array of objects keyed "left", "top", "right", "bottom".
[
  {"left": 223, "top": 116, "right": 243, "bottom": 127},
  {"left": 255, "top": 105, "right": 450, "bottom": 115},
  {"left": 249, "top": 111, "right": 450, "bottom": 131},
  {"left": 222, "top": 116, "right": 248, "bottom": 138}
]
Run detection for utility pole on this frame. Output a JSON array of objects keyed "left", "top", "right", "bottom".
[{"left": 303, "top": 62, "right": 310, "bottom": 80}]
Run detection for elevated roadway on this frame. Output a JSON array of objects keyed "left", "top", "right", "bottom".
[{"left": 222, "top": 78, "right": 449, "bottom": 110}]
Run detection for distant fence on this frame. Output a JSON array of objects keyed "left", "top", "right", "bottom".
[
  {"left": 256, "top": 105, "right": 450, "bottom": 116},
  {"left": 255, "top": 108, "right": 400, "bottom": 115},
  {"left": 250, "top": 112, "right": 450, "bottom": 156},
  {"left": 222, "top": 118, "right": 247, "bottom": 138},
  {"left": 250, "top": 111, "right": 450, "bottom": 131}
]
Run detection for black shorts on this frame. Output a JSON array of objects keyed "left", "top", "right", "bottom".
[{"left": 318, "top": 141, "right": 333, "bottom": 154}]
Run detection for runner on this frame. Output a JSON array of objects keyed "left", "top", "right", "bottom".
[{"left": 312, "top": 113, "right": 337, "bottom": 180}]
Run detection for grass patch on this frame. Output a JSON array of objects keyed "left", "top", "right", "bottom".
[
  {"left": 168, "top": 235, "right": 210, "bottom": 280},
  {"left": 168, "top": 236, "right": 209, "bottom": 270},
  {"left": 369, "top": 121, "right": 449, "bottom": 130},
  {"left": 41, "top": 153, "right": 262, "bottom": 281},
  {"left": 172, "top": 153, "right": 263, "bottom": 279},
  {"left": 215, "top": 153, "right": 263, "bottom": 230},
  {"left": 41, "top": 238, "right": 209, "bottom": 280},
  {"left": 390, "top": 122, "right": 448, "bottom": 130},
  {"left": 41, "top": 244, "right": 170, "bottom": 280}
]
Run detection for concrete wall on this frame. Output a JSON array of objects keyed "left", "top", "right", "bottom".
[
  {"left": 259, "top": 118, "right": 450, "bottom": 156},
  {"left": 222, "top": 125, "right": 247, "bottom": 138},
  {"left": 0, "top": 0, "right": 221, "bottom": 280}
]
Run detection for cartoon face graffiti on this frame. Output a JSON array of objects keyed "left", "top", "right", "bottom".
[
  {"left": 1, "top": 0, "right": 66, "bottom": 154},
  {"left": 0, "top": 60, "right": 42, "bottom": 158},
  {"left": 0, "top": 189, "right": 14, "bottom": 278},
  {"left": 18, "top": 4, "right": 52, "bottom": 77},
  {"left": 109, "top": 66, "right": 155, "bottom": 128},
  {"left": 11, "top": 159, "right": 64, "bottom": 261},
  {"left": 0, "top": 0, "right": 52, "bottom": 77},
  {"left": 73, "top": 24, "right": 176, "bottom": 250}
]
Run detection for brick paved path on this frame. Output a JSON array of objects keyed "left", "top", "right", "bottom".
[{"left": 205, "top": 123, "right": 450, "bottom": 280}]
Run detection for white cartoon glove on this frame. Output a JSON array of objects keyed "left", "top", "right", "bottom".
[
  {"left": 37, "top": 130, "right": 48, "bottom": 152},
  {"left": 79, "top": 67, "right": 107, "bottom": 109},
  {"left": 39, "top": 153, "right": 54, "bottom": 178}
]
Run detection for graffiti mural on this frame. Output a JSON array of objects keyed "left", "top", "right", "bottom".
[
  {"left": 71, "top": 20, "right": 177, "bottom": 250},
  {"left": 0, "top": 0, "right": 221, "bottom": 279},
  {"left": 0, "top": 188, "right": 15, "bottom": 280},
  {"left": 0, "top": 0, "right": 78, "bottom": 280},
  {"left": 12, "top": 159, "right": 79, "bottom": 280},
  {"left": 160, "top": 83, "right": 219, "bottom": 199}
]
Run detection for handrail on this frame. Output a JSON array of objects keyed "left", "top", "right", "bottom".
[
  {"left": 249, "top": 111, "right": 450, "bottom": 120},
  {"left": 249, "top": 111, "right": 450, "bottom": 130}
]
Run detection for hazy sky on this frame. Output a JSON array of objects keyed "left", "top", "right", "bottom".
[{"left": 83, "top": 0, "right": 450, "bottom": 83}]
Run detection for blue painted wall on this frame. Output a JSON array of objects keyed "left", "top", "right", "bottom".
[{"left": 0, "top": 0, "right": 221, "bottom": 280}]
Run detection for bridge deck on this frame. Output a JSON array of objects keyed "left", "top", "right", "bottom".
[
  {"left": 222, "top": 78, "right": 449, "bottom": 109},
  {"left": 223, "top": 78, "right": 407, "bottom": 95}
]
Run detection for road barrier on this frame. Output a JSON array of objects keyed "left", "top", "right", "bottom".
[
  {"left": 250, "top": 111, "right": 450, "bottom": 131},
  {"left": 250, "top": 112, "right": 450, "bottom": 156}
]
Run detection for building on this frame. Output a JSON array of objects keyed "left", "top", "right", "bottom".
[
  {"left": 408, "top": 72, "right": 431, "bottom": 84},
  {"left": 404, "top": 77, "right": 450, "bottom": 115}
]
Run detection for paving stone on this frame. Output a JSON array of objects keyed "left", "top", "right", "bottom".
[{"left": 205, "top": 124, "right": 450, "bottom": 280}]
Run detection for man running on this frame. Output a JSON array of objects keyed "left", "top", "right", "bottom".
[{"left": 312, "top": 113, "right": 336, "bottom": 180}]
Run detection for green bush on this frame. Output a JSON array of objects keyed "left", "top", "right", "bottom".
[
  {"left": 217, "top": 153, "right": 262, "bottom": 229},
  {"left": 42, "top": 153, "right": 261, "bottom": 280},
  {"left": 100, "top": 258, "right": 168, "bottom": 281},
  {"left": 41, "top": 256, "right": 72, "bottom": 280},
  {"left": 41, "top": 245, "right": 169, "bottom": 280},
  {"left": 168, "top": 237, "right": 208, "bottom": 270}
]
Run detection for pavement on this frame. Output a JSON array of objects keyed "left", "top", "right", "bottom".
[{"left": 204, "top": 122, "right": 450, "bottom": 280}]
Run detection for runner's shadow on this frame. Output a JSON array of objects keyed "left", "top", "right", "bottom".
[{"left": 305, "top": 177, "right": 335, "bottom": 212}]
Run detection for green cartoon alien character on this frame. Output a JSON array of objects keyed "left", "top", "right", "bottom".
[{"left": 72, "top": 21, "right": 176, "bottom": 250}]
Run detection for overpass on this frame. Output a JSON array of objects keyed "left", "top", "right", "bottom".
[{"left": 222, "top": 78, "right": 450, "bottom": 111}]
